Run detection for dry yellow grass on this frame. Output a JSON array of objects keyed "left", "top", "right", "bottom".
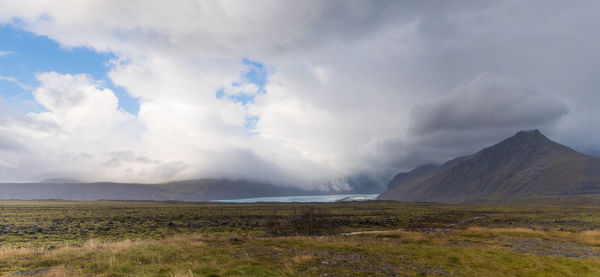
[
  {"left": 0, "top": 246, "right": 42, "bottom": 260},
  {"left": 573, "top": 230, "right": 600, "bottom": 246},
  {"left": 291, "top": 254, "right": 316, "bottom": 263},
  {"left": 3, "top": 228, "right": 600, "bottom": 276},
  {"left": 171, "top": 270, "right": 196, "bottom": 277},
  {"left": 37, "top": 268, "right": 77, "bottom": 277},
  {"left": 460, "top": 227, "right": 600, "bottom": 247}
]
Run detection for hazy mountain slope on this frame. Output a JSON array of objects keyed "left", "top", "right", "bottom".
[
  {"left": 385, "top": 164, "right": 441, "bottom": 191},
  {"left": 0, "top": 182, "right": 162, "bottom": 201},
  {"left": 157, "top": 179, "right": 322, "bottom": 201},
  {"left": 0, "top": 179, "right": 326, "bottom": 201},
  {"left": 378, "top": 130, "right": 600, "bottom": 203}
]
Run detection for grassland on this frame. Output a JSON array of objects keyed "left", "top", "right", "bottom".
[{"left": 1, "top": 200, "right": 600, "bottom": 276}]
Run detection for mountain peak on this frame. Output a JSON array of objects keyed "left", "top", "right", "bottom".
[
  {"left": 493, "top": 129, "right": 554, "bottom": 151},
  {"left": 475, "top": 129, "right": 574, "bottom": 162},
  {"left": 513, "top": 129, "right": 544, "bottom": 140},
  {"left": 379, "top": 128, "right": 599, "bottom": 203}
]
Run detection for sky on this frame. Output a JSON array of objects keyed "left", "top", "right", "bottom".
[{"left": 0, "top": 0, "right": 599, "bottom": 190}]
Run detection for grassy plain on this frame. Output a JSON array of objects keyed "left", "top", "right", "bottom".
[{"left": 1, "top": 200, "right": 600, "bottom": 276}]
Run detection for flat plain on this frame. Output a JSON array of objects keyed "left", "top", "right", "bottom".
[{"left": 1, "top": 200, "right": 600, "bottom": 276}]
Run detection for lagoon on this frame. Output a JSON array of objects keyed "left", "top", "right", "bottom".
[{"left": 214, "top": 194, "right": 379, "bottom": 203}]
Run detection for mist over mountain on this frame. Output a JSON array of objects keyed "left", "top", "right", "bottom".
[
  {"left": 342, "top": 173, "right": 389, "bottom": 194},
  {"left": 378, "top": 130, "right": 600, "bottom": 203},
  {"left": 0, "top": 178, "right": 380, "bottom": 201},
  {"left": 40, "top": 178, "right": 81, "bottom": 183}
]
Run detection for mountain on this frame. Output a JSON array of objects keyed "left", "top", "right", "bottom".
[
  {"left": 0, "top": 179, "right": 328, "bottom": 201},
  {"left": 40, "top": 178, "right": 81, "bottom": 183},
  {"left": 378, "top": 130, "right": 600, "bottom": 203}
]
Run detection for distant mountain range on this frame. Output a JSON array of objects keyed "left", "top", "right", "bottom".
[
  {"left": 0, "top": 179, "right": 337, "bottom": 201},
  {"left": 378, "top": 130, "right": 600, "bottom": 203},
  {"left": 6, "top": 129, "right": 597, "bottom": 203}
]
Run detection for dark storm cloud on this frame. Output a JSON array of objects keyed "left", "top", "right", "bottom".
[{"left": 411, "top": 75, "right": 569, "bottom": 135}]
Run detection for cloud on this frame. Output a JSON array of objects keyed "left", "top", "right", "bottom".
[
  {"left": 358, "top": 74, "right": 569, "bottom": 172},
  {"left": 0, "top": 75, "right": 29, "bottom": 89},
  {"left": 0, "top": 72, "right": 144, "bottom": 181},
  {"left": 412, "top": 74, "right": 568, "bottom": 135},
  {"left": 0, "top": 132, "right": 23, "bottom": 152},
  {"left": 31, "top": 72, "right": 133, "bottom": 133},
  {"left": 0, "top": 50, "right": 13, "bottom": 57},
  {"left": 0, "top": 1, "right": 598, "bottom": 188}
]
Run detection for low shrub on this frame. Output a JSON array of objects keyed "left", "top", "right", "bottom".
[{"left": 265, "top": 206, "right": 338, "bottom": 236}]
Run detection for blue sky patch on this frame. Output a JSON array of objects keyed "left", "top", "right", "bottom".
[
  {"left": 215, "top": 88, "right": 224, "bottom": 99},
  {"left": 244, "top": 115, "right": 260, "bottom": 135},
  {"left": 216, "top": 58, "right": 269, "bottom": 134},
  {"left": 216, "top": 58, "right": 269, "bottom": 106},
  {"left": 0, "top": 24, "right": 140, "bottom": 114},
  {"left": 228, "top": 93, "right": 257, "bottom": 105},
  {"left": 242, "top": 58, "right": 268, "bottom": 93},
  {"left": 244, "top": 115, "right": 259, "bottom": 129}
]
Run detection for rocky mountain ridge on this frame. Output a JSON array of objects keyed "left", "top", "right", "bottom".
[{"left": 378, "top": 130, "right": 600, "bottom": 203}]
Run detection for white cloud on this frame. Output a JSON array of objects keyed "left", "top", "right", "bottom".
[
  {"left": 32, "top": 72, "right": 132, "bottom": 132},
  {"left": 0, "top": 1, "right": 598, "bottom": 188},
  {"left": 0, "top": 72, "right": 146, "bottom": 181},
  {"left": 0, "top": 75, "right": 29, "bottom": 89},
  {"left": 0, "top": 50, "right": 13, "bottom": 57}
]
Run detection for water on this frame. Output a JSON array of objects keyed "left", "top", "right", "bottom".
[{"left": 214, "top": 194, "right": 380, "bottom": 203}]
